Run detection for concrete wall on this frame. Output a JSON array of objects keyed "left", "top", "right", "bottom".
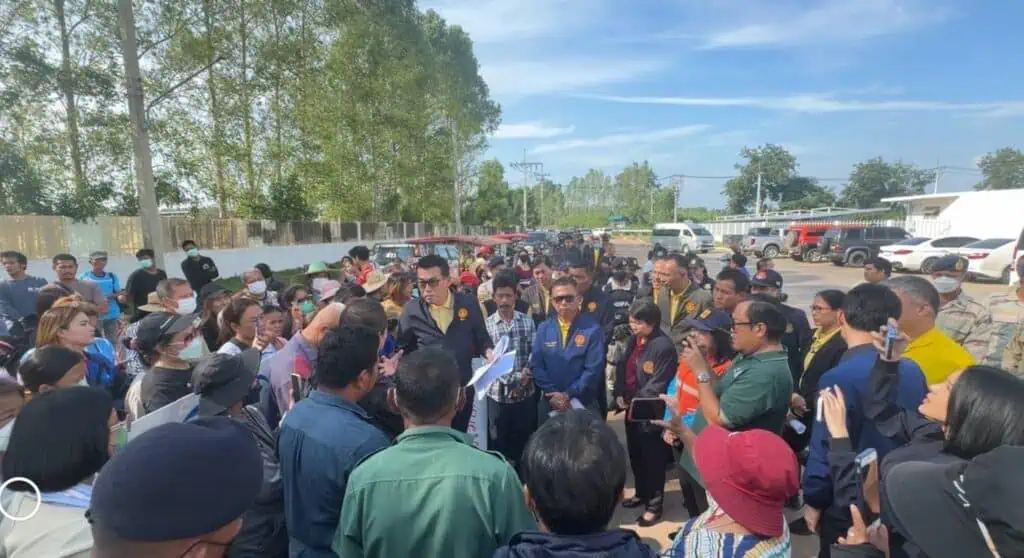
[{"left": 25, "top": 240, "right": 380, "bottom": 283}]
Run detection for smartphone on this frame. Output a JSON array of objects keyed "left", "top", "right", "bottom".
[
  {"left": 884, "top": 323, "right": 898, "bottom": 360},
  {"left": 291, "top": 374, "right": 306, "bottom": 403},
  {"left": 855, "top": 448, "right": 881, "bottom": 527},
  {"left": 628, "top": 397, "right": 667, "bottom": 422},
  {"left": 788, "top": 418, "right": 807, "bottom": 435}
]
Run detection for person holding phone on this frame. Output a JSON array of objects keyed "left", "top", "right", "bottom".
[{"left": 613, "top": 298, "right": 677, "bottom": 527}]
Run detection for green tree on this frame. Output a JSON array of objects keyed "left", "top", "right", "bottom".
[
  {"left": 840, "top": 158, "right": 934, "bottom": 208},
  {"left": 778, "top": 176, "right": 838, "bottom": 210},
  {"left": 0, "top": 138, "right": 53, "bottom": 214},
  {"left": 613, "top": 161, "right": 658, "bottom": 223},
  {"left": 467, "top": 159, "right": 510, "bottom": 225},
  {"left": 974, "top": 147, "right": 1024, "bottom": 191},
  {"left": 722, "top": 144, "right": 797, "bottom": 214}
]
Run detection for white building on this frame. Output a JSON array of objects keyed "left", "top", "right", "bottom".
[{"left": 881, "top": 189, "right": 1024, "bottom": 239}]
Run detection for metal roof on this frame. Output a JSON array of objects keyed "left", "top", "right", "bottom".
[{"left": 713, "top": 206, "right": 889, "bottom": 223}]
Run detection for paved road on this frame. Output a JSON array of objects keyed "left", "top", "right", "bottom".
[{"left": 607, "top": 243, "right": 1009, "bottom": 556}]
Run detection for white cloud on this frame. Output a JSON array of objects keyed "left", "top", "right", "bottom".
[
  {"left": 492, "top": 122, "right": 575, "bottom": 139},
  {"left": 573, "top": 93, "right": 1024, "bottom": 115},
  {"left": 482, "top": 58, "right": 666, "bottom": 98},
  {"left": 699, "top": 0, "right": 950, "bottom": 50},
  {"left": 533, "top": 125, "right": 711, "bottom": 154}
]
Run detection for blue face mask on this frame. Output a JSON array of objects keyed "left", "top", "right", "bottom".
[
  {"left": 178, "top": 336, "right": 204, "bottom": 362},
  {"left": 139, "top": 258, "right": 153, "bottom": 269},
  {"left": 299, "top": 300, "right": 315, "bottom": 314}
]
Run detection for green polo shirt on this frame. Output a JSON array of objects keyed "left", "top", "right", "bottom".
[
  {"left": 333, "top": 426, "right": 535, "bottom": 558},
  {"left": 679, "top": 350, "right": 793, "bottom": 486}
]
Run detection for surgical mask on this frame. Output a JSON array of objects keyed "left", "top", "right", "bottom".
[
  {"left": 178, "top": 336, "right": 205, "bottom": 362},
  {"left": 312, "top": 277, "right": 327, "bottom": 292},
  {"left": 139, "top": 258, "right": 153, "bottom": 269},
  {"left": 932, "top": 276, "right": 960, "bottom": 294},
  {"left": 186, "top": 248, "right": 199, "bottom": 258},
  {"left": 248, "top": 280, "right": 267, "bottom": 296},
  {"left": 176, "top": 295, "right": 197, "bottom": 315},
  {"left": 299, "top": 300, "right": 315, "bottom": 314},
  {"left": 78, "top": 376, "right": 90, "bottom": 387}
]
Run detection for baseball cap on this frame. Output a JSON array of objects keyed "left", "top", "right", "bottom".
[
  {"left": 751, "top": 269, "right": 784, "bottom": 289},
  {"left": 885, "top": 445, "right": 1024, "bottom": 558},
  {"left": 89, "top": 250, "right": 108, "bottom": 260},
  {"left": 192, "top": 349, "right": 261, "bottom": 416},
  {"left": 693, "top": 424, "right": 799, "bottom": 537},
  {"left": 198, "top": 283, "right": 229, "bottom": 306},
  {"left": 680, "top": 308, "right": 733, "bottom": 332},
  {"left": 87, "top": 417, "right": 262, "bottom": 542},
  {"left": 459, "top": 271, "right": 480, "bottom": 288},
  {"left": 134, "top": 312, "right": 199, "bottom": 354},
  {"left": 931, "top": 254, "right": 969, "bottom": 274}
]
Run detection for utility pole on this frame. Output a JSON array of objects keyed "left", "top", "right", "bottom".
[
  {"left": 510, "top": 155, "right": 543, "bottom": 231},
  {"left": 933, "top": 165, "right": 943, "bottom": 194},
  {"left": 119, "top": 0, "right": 165, "bottom": 265},
  {"left": 755, "top": 172, "right": 763, "bottom": 217},
  {"left": 662, "top": 174, "right": 685, "bottom": 223},
  {"left": 535, "top": 171, "right": 549, "bottom": 229}
]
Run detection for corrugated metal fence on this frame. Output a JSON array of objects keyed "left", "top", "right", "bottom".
[{"left": 0, "top": 216, "right": 516, "bottom": 259}]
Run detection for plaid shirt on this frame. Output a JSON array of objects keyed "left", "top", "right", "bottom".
[{"left": 485, "top": 310, "right": 536, "bottom": 403}]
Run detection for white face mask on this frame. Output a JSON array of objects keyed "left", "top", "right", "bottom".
[
  {"left": 248, "top": 280, "right": 267, "bottom": 296},
  {"left": 176, "top": 295, "right": 197, "bottom": 316},
  {"left": 312, "top": 277, "right": 327, "bottom": 292},
  {"left": 178, "top": 336, "right": 204, "bottom": 362},
  {"left": 932, "top": 276, "right": 960, "bottom": 294}
]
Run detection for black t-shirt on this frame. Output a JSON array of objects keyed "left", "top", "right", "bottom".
[
  {"left": 125, "top": 268, "right": 167, "bottom": 319},
  {"left": 181, "top": 256, "right": 219, "bottom": 291},
  {"left": 139, "top": 365, "right": 193, "bottom": 416}
]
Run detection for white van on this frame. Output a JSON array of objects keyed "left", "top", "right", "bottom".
[{"left": 650, "top": 223, "right": 715, "bottom": 254}]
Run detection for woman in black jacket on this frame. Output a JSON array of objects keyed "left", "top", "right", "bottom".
[
  {"left": 787, "top": 289, "right": 848, "bottom": 454},
  {"left": 613, "top": 298, "right": 678, "bottom": 527}
]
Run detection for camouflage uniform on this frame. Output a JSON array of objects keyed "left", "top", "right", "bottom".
[
  {"left": 1002, "top": 325, "right": 1024, "bottom": 378},
  {"left": 936, "top": 291, "right": 994, "bottom": 363},
  {"left": 986, "top": 287, "right": 1024, "bottom": 369}
]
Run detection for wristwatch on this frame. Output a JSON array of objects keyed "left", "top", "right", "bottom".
[{"left": 696, "top": 370, "right": 712, "bottom": 384}]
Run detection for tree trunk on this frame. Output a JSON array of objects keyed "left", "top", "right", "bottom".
[
  {"left": 54, "top": 0, "right": 86, "bottom": 192},
  {"left": 202, "top": 0, "right": 227, "bottom": 217},
  {"left": 239, "top": 0, "right": 256, "bottom": 197}
]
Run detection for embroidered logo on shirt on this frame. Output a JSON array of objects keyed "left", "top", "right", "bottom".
[
  {"left": 457, "top": 308, "right": 469, "bottom": 320},
  {"left": 699, "top": 308, "right": 712, "bottom": 319},
  {"left": 545, "top": 341, "right": 557, "bottom": 348},
  {"left": 685, "top": 301, "right": 696, "bottom": 314},
  {"left": 574, "top": 333, "right": 586, "bottom": 347},
  {"left": 587, "top": 301, "right": 597, "bottom": 312},
  {"left": 642, "top": 360, "right": 654, "bottom": 374}
]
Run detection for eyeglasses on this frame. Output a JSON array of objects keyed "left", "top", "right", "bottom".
[
  {"left": 730, "top": 321, "right": 755, "bottom": 331},
  {"left": 417, "top": 278, "right": 444, "bottom": 288},
  {"left": 553, "top": 295, "right": 577, "bottom": 304}
]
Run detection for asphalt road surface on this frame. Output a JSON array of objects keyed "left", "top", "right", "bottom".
[{"left": 607, "top": 242, "right": 1009, "bottom": 556}]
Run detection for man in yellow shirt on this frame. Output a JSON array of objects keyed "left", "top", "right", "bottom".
[{"left": 886, "top": 275, "right": 974, "bottom": 384}]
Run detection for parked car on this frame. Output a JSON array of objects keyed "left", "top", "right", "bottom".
[
  {"left": 879, "top": 236, "right": 978, "bottom": 274},
  {"left": 649, "top": 222, "right": 715, "bottom": 254},
  {"left": 784, "top": 224, "right": 832, "bottom": 262},
  {"left": 956, "top": 238, "right": 1017, "bottom": 283},
  {"left": 372, "top": 243, "right": 415, "bottom": 268},
  {"left": 742, "top": 227, "right": 784, "bottom": 258},
  {"left": 822, "top": 225, "right": 911, "bottom": 267}
]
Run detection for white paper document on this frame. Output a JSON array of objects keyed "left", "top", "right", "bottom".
[
  {"left": 549, "top": 398, "right": 586, "bottom": 417},
  {"left": 124, "top": 393, "right": 200, "bottom": 442},
  {"left": 467, "top": 335, "right": 516, "bottom": 399}
]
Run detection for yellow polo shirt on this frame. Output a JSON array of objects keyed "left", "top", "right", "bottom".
[
  {"left": 540, "top": 286, "right": 550, "bottom": 314},
  {"left": 429, "top": 292, "right": 454, "bottom": 334},
  {"left": 903, "top": 327, "right": 974, "bottom": 385},
  {"left": 558, "top": 317, "right": 571, "bottom": 346}
]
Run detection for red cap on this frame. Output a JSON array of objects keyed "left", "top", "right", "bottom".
[
  {"left": 459, "top": 271, "right": 480, "bottom": 288},
  {"left": 694, "top": 425, "right": 799, "bottom": 537}
]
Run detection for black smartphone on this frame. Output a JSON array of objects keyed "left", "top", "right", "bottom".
[
  {"left": 628, "top": 397, "right": 666, "bottom": 422},
  {"left": 290, "top": 374, "right": 306, "bottom": 403}
]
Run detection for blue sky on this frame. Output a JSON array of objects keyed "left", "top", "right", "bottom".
[{"left": 421, "top": 0, "right": 1024, "bottom": 209}]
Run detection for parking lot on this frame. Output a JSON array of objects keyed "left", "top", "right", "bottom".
[{"left": 606, "top": 242, "right": 1012, "bottom": 556}]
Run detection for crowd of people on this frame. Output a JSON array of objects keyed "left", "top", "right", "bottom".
[{"left": 0, "top": 233, "right": 1020, "bottom": 558}]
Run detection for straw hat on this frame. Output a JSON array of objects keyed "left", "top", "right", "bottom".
[
  {"left": 362, "top": 271, "right": 389, "bottom": 294},
  {"left": 138, "top": 292, "right": 165, "bottom": 313}
]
